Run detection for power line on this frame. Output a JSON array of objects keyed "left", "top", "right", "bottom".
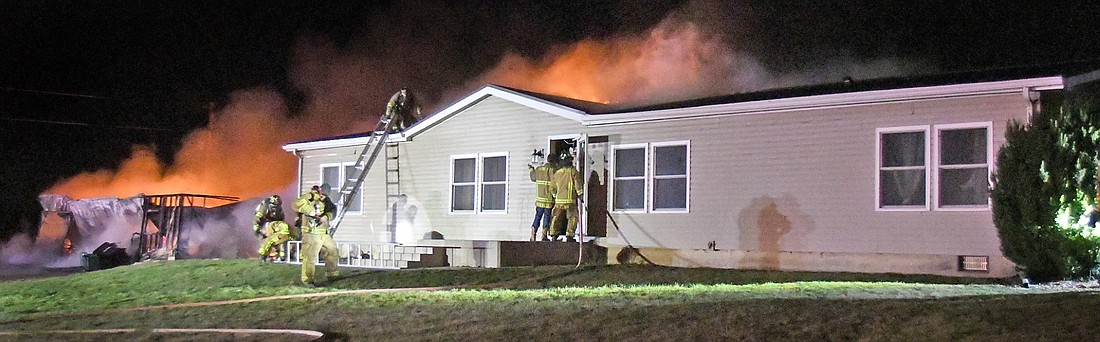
[
  {"left": 0, "top": 117, "right": 174, "bottom": 132},
  {"left": 0, "top": 86, "right": 106, "bottom": 99}
]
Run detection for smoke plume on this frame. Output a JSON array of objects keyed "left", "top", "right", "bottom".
[{"left": 21, "top": 0, "right": 933, "bottom": 266}]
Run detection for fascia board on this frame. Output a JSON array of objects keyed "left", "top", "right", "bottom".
[
  {"left": 401, "top": 85, "right": 587, "bottom": 139},
  {"left": 281, "top": 133, "right": 408, "bottom": 152},
  {"left": 583, "top": 76, "right": 1065, "bottom": 126}
]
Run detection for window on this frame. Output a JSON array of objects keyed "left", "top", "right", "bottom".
[
  {"left": 320, "top": 163, "right": 362, "bottom": 215},
  {"left": 936, "top": 123, "right": 992, "bottom": 208},
  {"left": 450, "top": 152, "right": 508, "bottom": 213},
  {"left": 876, "top": 122, "right": 992, "bottom": 211},
  {"left": 611, "top": 141, "right": 689, "bottom": 213},
  {"left": 612, "top": 144, "right": 647, "bottom": 211},
  {"left": 876, "top": 127, "right": 929, "bottom": 210},
  {"left": 450, "top": 155, "right": 476, "bottom": 212},
  {"left": 653, "top": 143, "right": 689, "bottom": 211},
  {"left": 480, "top": 154, "right": 508, "bottom": 211}
]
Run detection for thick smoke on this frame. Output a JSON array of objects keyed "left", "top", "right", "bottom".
[
  {"left": 21, "top": 0, "right": 934, "bottom": 267},
  {"left": 470, "top": 0, "right": 933, "bottom": 108}
]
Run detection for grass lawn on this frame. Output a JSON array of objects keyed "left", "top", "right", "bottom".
[{"left": 0, "top": 259, "right": 1096, "bottom": 341}]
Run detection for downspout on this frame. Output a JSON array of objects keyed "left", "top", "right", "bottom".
[
  {"left": 294, "top": 149, "right": 304, "bottom": 195},
  {"left": 1024, "top": 87, "right": 1040, "bottom": 122}
]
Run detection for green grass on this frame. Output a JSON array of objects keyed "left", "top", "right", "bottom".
[{"left": 0, "top": 259, "right": 1096, "bottom": 341}]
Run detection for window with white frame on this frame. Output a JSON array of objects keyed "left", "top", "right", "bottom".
[
  {"left": 450, "top": 152, "right": 508, "bottom": 213},
  {"left": 876, "top": 122, "right": 992, "bottom": 211},
  {"left": 653, "top": 142, "right": 689, "bottom": 211},
  {"left": 480, "top": 154, "right": 508, "bottom": 211},
  {"left": 612, "top": 144, "right": 647, "bottom": 211},
  {"left": 877, "top": 127, "right": 929, "bottom": 210},
  {"left": 450, "top": 156, "right": 476, "bottom": 212},
  {"left": 611, "top": 141, "right": 689, "bottom": 212},
  {"left": 936, "top": 123, "right": 992, "bottom": 208},
  {"left": 320, "top": 163, "right": 362, "bottom": 215}
]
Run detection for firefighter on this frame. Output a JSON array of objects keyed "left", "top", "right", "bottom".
[
  {"left": 253, "top": 195, "right": 288, "bottom": 262},
  {"left": 294, "top": 186, "right": 340, "bottom": 286},
  {"left": 386, "top": 88, "right": 421, "bottom": 132},
  {"left": 529, "top": 153, "right": 558, "bottom": 241},
  {"left": 549, "top": 152, "right": 583, "bottom": 242}
]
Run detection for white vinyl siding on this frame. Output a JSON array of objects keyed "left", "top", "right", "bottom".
[
  {"left": 876, "top": 122, "right": 992, "bottom": 211},
  {"left": 450, "top": 152, "right": 508, "bottom": 213},
  {"left": 935, "top": 122, "right": 993, "bottom": 210},
  {"left": 320, "top": 163, "right": 362, "bottom": 215},
  {"left": 611, "top": 141, "right": 689, "bottom": 213}
]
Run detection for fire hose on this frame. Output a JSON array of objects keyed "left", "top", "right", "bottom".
[{"left": 573, "top": 204, "right": 656, "bottom": 268}]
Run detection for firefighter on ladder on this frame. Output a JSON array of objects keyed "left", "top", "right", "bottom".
[
  {"left": 294, "top": 185, "right": 340, "bottom": 286},
  {"left": 253, "top": 195, "right": 290, "bottom": 262}
]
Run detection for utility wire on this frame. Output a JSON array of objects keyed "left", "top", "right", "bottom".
[
  {"left": 0, "top": 86, "right": 106, "bottom": 99},
  {"left": 0, "top": 117, "right": 174, "bottom": 132}
]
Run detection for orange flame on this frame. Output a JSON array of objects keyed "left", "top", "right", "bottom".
[
  {"left": 478, "top": 19, "right": 750, "bottom": 107},
  {"left": 44, "top": 90, "right": 302, "bottom": 202},
  {"left": 42, "top": 16, "right": 755, "bottom": 203}
]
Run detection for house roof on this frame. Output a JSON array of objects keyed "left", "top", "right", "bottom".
[
  {"left": 602, "top": 60, "right": 1100, "bottom": 115},
  {"left": 283, "top": 85, "right": 591, "bottom": 151},
  {"left": 283, "top": 61, "right": 1100, "bottom": 151}
]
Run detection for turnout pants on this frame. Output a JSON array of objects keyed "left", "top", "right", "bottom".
[
  {"left": 549, "top": 203, "right": 579, "bottom": 238},
  {"left": 300, "top": 232, "right": 340, "bottom": 283},
  {"left": 258, "top": 232, "right": 290, "bottom": 259}
]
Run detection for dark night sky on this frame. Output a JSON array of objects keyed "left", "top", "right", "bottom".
[{"left": 2, "top": 0, "right": 1099, "bottom": 239}]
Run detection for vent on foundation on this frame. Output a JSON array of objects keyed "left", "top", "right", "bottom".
[{"left": 958, "top": 255, "right": 989, "bottom": 272}]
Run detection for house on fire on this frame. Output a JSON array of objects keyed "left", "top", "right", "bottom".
[{"left": 282, "top": 64, "right": 1100, "bottom": 278}]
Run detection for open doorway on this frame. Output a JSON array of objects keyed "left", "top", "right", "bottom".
[{"left": 547, "top": 135, "right": 607, "bottom": 238}]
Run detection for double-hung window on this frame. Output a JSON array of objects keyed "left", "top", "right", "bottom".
[
  {"left": 450, "top": 152, "right": 508, "bottom": 213},
  {"left": 876, "top": 126, "right": 929, "bottom": 210},
  {"left": 876, "top": 122, "right": 991, "bottom": 211},
  {"left": 611, "top": 141, "right": 690, "bottom": 213},
  {"left": 935, "top": 123, "right": 992, "bottom": 209},
  {"left": 320, "top": 163, "right": 362, "bottom": 215}
]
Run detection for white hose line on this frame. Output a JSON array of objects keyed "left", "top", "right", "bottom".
[{"left": 0, "top": 328, "right": 324, "bottom": 339}]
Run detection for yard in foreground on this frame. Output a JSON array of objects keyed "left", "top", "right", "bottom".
[{"left": 0, "top": 259, "right": 1096, "bottom": 341}]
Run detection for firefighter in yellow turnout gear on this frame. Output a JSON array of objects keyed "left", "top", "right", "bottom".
[
  {"left": 529, "top": 154, "right": 557, "bottom": 241},
  {"left": 253, "top": 195, "right": 290, "bottom": 262},
  {"left": 549, "top": 152, "right": 583, "bottom": 242},
  {"left": 294, "top": 186, "right": 340, "bottom": 286}
]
